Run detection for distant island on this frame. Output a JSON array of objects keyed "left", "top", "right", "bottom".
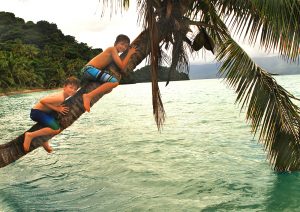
[
  {"left": 0, "top": 11, "right": 188, "bottom": 93},
  {"left": 121, "top": 65, "right": 189, "bottom": 84},
  {"left": 189, "top": 57, "right": 300, "bottom": 80}
]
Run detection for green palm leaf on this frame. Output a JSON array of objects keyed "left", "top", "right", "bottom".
[
  {"left": 211, "top": 0, "right": 300, "bottom": 60},
  {"left": 186, "top": 1, "right": 300, "bottom": 171},
  {"left": 216, "top": 37, "right": 300, "bottom": 171}
]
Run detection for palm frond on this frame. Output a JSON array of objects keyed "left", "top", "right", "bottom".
[
  {"left": 146, "top": 0, "right": 166, "bottom": 130},
  {"left": 207, "top": 9, "right": 300, "bottom": 170},
  {"left": 216, "top": 37, "right": 300, "bottom": 171},
  {"left": 98, "top": 0, "right": 130, "bottom": 16},
  {"left": 210, "top": 0, "right": 300, "bottom": 61},
  {"left": 188, "top": 6, "right": 300, "bottom": 171},
  {"left": 165, "top": 2, "right": 191, "bottom": 86},
  {"left": 165, "top": 30, "right": 189, "bottom": 86}
]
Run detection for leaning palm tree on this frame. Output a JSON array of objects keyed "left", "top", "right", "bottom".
[{"left": 1, "top": 0, "right": 299, "bottom": 172}]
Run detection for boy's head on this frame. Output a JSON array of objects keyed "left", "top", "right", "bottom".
[
  {"left": 63, "top": 76, "right": 80, "bottom": 97},
  {"left": 114, "top": 34, "right": 130, "bottom": 53},
  {"left": 114, "top": 34, "right": 130, "bottom": 45}
]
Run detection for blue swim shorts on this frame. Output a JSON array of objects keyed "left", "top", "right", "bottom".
[
  {"left": 30, "top": 109, "right": 60, "bottom": 130},
  {"left": 81, "top": 65, "right": 118, "bottom": 83}
]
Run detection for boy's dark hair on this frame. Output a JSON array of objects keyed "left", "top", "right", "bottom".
[
  {"left": 64, "top": 76, "right": 80, "bottom": 88},
  {"left": 114, "top": 34, "right": 130, "bottom": 45}
]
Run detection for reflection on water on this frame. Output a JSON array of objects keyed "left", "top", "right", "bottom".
[
  {"left": 1, "top": 76, "right": 300, "bottom": 211},
  {"left": 266, "top": 173, "right": 300, "bottom": 211}
]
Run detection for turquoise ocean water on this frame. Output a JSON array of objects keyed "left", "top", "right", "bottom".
[{"left": 0, "top": 76, "right": 300, "bottom": 211}]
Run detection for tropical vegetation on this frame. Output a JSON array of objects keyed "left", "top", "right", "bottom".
[
  {"left": 0, "top": 12, "right": 101, "bottom": 92},
  {"left": 0, "top": 12, "right": 187, "bottom": 93}
]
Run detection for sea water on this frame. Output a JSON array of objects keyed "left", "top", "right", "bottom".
[{"left": 0, "top": 76, "right": 300, "bottom": 211}]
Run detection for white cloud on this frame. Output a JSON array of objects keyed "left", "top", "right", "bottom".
[{"left": 1, "top": 0, "right": 142, "bottom": 48}]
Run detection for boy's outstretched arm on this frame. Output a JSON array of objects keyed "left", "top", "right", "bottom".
[{"left": 111, "top": 47, "right": 136, "bottom": 71}]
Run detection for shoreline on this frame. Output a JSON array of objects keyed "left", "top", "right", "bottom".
[{"left": 0, "top": 88, "right": 61, "bottom": 97}]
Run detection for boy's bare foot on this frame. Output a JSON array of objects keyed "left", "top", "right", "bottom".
[
  {"left": 23, "top": 132, "right": 32, "bottom": 153},
  {"left": 82, "top": 94, "right": 91, "bottom": 112},
  {"left": 42, "top": 142, "right": 53, "bottom": 153}
]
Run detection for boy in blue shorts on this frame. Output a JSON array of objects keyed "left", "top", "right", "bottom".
[
  {"left": 82, "top": 34, "right": 136, "bottom": 112},
  {"left": 23, "top": 76, "right": 80, "bottom": 153}
]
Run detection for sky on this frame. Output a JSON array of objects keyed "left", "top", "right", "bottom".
[{"left": 1, "top": 0, "right": 278, "bottom": 66}]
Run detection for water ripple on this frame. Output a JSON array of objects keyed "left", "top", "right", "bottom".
[{"left": 1, "top": 78, "right": 300, "bottom": 211}]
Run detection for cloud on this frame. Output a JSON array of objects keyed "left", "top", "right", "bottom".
[{"left": 1, "top": 0, "right": 142, "bottom": 48}]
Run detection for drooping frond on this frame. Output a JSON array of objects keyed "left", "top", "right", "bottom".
[
  {"left": 145, "top": 0, "right": 166, "bottom": 130},
  {"left": 98, "top": 0, "right": 130, "bottom": 16},
  {"left": 210, "top": 0, "right": 300, "bottom": 61},
  {"left": 197, "top": 6, "right": 300, "bottom": 171},
  {"left": 216, "top": 37, "right": 300, "bottom": 171},
  {"left": 165, "top": 31, "right": 189, "bottom": 86},
  {"left": 136, "top": 0, "right": 195, "bottom": 129},
  {"left": 165, "top": 1, "right": 190, "bottom": 86}
]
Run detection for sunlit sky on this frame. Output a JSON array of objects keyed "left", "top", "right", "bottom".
[{"left": 1, "top": 0, "right": 277, "bottom": 66}]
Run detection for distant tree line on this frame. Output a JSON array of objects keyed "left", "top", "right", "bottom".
[
  {"left": 0, "top": 12, "right": 189, "bottom": 92},
  {"left": 0, "top": 12, "right": 101, "bottom": 91}
]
